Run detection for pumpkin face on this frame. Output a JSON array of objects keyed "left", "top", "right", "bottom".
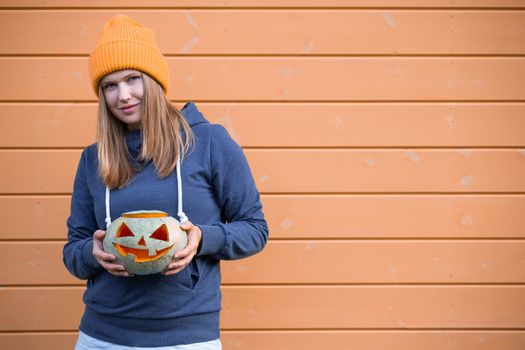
[{"left": 103, "top": 210, "right": 187, "bottom": 275}]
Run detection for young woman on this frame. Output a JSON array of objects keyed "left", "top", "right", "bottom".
[{"left": 63, "top": 15, "right": 268, "bottom": 349}]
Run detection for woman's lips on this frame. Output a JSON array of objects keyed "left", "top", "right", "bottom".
[{"left": 120, "top": 103, "right": 139, "bottom": 113}]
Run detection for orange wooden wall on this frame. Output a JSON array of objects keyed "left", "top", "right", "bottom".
[{"left": 1, "top": 1, "right": 525, "bottom": 349}]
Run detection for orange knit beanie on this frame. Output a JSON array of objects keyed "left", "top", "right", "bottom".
[{"left": 88, "top": 15, "right": 169, "bottom": 96}]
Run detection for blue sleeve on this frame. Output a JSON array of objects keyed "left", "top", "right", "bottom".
[
  {"left": 197, "top": 125, "right": 269, "bottom": 260},
  {"left": 63, "top": 148, "right": 103, "bottom": 279}
]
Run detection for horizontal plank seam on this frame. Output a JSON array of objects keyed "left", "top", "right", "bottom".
[
  {"left": 2, "top": 101, "right": 525, "bottom": 105},
  {"left": 3, "top": 192, "right": 525, "bottom": 196},
  {"left": 3, "top": 193, "right": 525, "bottom": 198},
  {"left": 4, "top": 238, "right": 525, "bottom": 243},
  {"left": 215, "top": 327, "right": 525, "bottom": 331},
  {"left": 2, "top": 54, "right": 525, "bottom": 58},
  {"left": 2, "top": 7, "right": 525, "bottom": 10},
  {"left": 219, "top": 327, "right": 525, "bottom": 331},
  {"left": 3, "top": 284, "right": 525, "bottom": 289},
  {"left": 3, "top": 329, "right": 525, "bottom": 334},
  {"left": 3, "top": 238, "right": 525, "bottom": 243},
  {"left": 3, "top": 146, "right": 525, "bottom": 150},
  {"left": 2, "top": 328, "right": 525, "bottom": 333},
  {"left": 2, "top": 100, "right": 525, "bottom": 103},
  {"left": 268, "top": 237, "right": 525, "bottom": 241}
]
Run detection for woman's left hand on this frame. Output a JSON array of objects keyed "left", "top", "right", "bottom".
[{"left": 162, "top": 221, "right": 202, "bottom": 276}]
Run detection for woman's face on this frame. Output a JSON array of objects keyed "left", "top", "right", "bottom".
[{"left": 100, "top": 69, "right": 144, "bottom": 130}]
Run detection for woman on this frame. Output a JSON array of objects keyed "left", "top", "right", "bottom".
[{"left": 63, "top": 15, "right": 268, "bottom": 349}]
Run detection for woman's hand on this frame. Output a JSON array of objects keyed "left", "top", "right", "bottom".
[
  {"left": 92, "top": 230, "right": 131, "bottom": 277},
  {"left": 162, "top": 221, "right": 202, "bottom": 276}
]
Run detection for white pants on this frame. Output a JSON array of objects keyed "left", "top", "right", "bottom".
[{"left": 74, "top": 331, "right": 222, "bottom": 350}]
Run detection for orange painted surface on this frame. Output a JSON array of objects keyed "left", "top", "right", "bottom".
[
  {"left": 2, "top": 286, "right": 525, "bottom": 330},
  {"left": 2, "top": 57, "right": 525, "bottom": 101},
  {"left": 2, "top": 149, "right": 525, "bottom": 193},
  {"left": 2, "top": 103, "right": 525, "bottom": 147},
  {"left": 1, "top": 11, "right": 525, "bottom": 55},
  {"left": 2, "top": 241, "right": 525, "bottom": 285},
  {"left": 1, "top": 3, "right": 524, "bottom": 349},
  {"left": 2, "top": 0, "right": 525, "bottom": 8},
  {"left": 2, "top": 331, "right": 525, "bottom": 350},
  {"left": 2, "top": 195, "right": 525, "bottom": 240}
]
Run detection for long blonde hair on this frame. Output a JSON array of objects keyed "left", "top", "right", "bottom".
[{"left": 97, "top": 72, "right": 194, "bottom": 189}]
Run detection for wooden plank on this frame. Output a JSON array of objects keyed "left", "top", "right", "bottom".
[
  {"left": 2, "top": 103, "right": 525, "bottom": 148},
  {"left": 0, "top": 103, "right": 97, "bottom": 148},
  {"left": 221, "top": 331, "right": 525, "bottom": 350},
  {"left": 261, "top": 195, "right": 525, "bottom": 239},
  {"left": 2, "top": 331, "right": 525, "bottom": 350},
  {"left": 0, "top": 333, "right": 79, "bottom": 350},
  {"left": 0, "top": 150, "right": 78, "bottom": 194},
  {"left": 1, "top": 11, "right": 524, "bottom": 55},
  {"left": 0, "top": 196, "right": 70, "bottom": 240},
  {"left": 173, "top": 240, "right": 525, "bottom": 284},
  {"left": 2, "top": 149, "right": 525, "bottom": 194},
  {"left": 1, "top": 1, "right": 524, "bottom": 9},
  {"left": 1, "top": 58, "right": 524, "bottom": 101},
  {"left": 1, "top": 242, "right": 78, "bottom": 285},
  {"left": 3, "top": 240, "right": 525, "bottom": 285},
  {"left": 2, "top": 286, "right": 525, "bottom": 330},
  {"left": 247, "top": 149, "right": 525, "bottom": 193},
  {"left": 223, "top": 286, "right": 525, "bottom": 329},
  {"left": 2, "top": 195, "right": 524, "bottom": 240}
]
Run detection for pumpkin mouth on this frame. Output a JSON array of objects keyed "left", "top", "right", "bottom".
[{"left": 113, "top": 243, "right": 173, "bottom": 262}]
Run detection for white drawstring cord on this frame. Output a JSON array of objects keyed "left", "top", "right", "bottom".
[
  {"left": 105, "top": 186, "right": 112, "bottom": 228},
  {"left": 176, "top": 153, "right": 189, "bottom": 223},
  {"left": 104, "top": 148, "right": 189, "bottom": 227}
]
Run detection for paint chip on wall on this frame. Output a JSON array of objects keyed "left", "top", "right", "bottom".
[{"left": 382, "top": 11, "right": 396, "bottom": 28}]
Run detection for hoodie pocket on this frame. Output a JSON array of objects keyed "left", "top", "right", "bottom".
[
  {"left": 161, "top": 265, "right": 193, "bottom": 291},
  {"left": 189, "top": 259, "right": 200, "bottom": 289}
]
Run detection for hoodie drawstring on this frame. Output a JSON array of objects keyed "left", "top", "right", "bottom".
[
  {"left": 105, "top": 186, "right": 111, "bottom": 227},
  {"left": 176, "top": 153, "right": 189, "bottom": 224}
]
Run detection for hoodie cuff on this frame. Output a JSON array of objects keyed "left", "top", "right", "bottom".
[
  {"left": 81, "top": 238, "right": 103, "bottom": 273},
  {"left": 196, "top": 224, "right": 226, "bottom": 257}
]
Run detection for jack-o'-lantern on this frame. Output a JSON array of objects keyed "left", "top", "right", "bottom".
[{"left": 103, "top": 210, "right": 187, "bottom": 275}]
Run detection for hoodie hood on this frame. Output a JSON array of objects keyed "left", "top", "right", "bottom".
[
  {"left": 125, "top": 129, "right": 142, "bottom": 160},
  {"left": 181, "top": 101, "right": 208, "bottom": 127},
  {"left": 125, "top": 101, "right": 208, "bottom": 156}
]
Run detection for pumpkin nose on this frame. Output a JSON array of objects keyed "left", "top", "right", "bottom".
[{"left": 138, "top": 236, "right": 146, "bottom": 246}]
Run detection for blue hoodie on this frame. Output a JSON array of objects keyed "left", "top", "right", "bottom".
[{"left": 63, "top": 102, "right": 268, "bottom": 347}]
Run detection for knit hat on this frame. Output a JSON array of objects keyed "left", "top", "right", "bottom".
[{"left": 88, "top": 15, "right": 169, "bottom": 96}]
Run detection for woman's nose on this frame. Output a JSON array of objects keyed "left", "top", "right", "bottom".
[{"left": 118, "top": 83, "right": 132, "bottom": 101}]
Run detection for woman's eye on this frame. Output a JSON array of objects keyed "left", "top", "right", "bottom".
[
  {"left": 102, "top": 83, "right": 116, "bottom": 90},
  {"left": 129, "top": 76, "right": 141, "bottom": 82}
]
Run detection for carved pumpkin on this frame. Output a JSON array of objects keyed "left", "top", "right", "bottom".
[{"left": 103, "top": 210, "right": 187, "bottom": 275}]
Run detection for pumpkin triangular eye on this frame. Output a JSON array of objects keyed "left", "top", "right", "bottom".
[
  {"left": 149, "top": 224, "right": 168, "bottom": 241},
  {"left": 116, "top": 223, "right": 134, "bottom": 237}
]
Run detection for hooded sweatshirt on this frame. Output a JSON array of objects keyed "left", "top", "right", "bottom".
[{"left": 63, "top": 101, "right": 268, "bottom": 347}]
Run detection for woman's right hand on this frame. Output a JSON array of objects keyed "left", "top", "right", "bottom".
[{"left": 92, "top": 230, "right": 131, "bottom": 277}]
